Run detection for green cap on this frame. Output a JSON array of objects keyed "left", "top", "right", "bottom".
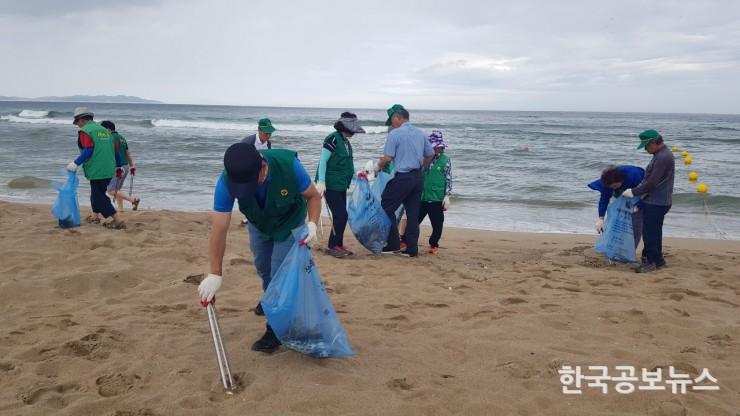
[
  {"left": 258, "top": 118, "right": 276, "bottom": 133},
  {"left": 637, "top": 129, "right": 660, "bottom": 149},
  {"left": 385, "top": 104, "right": 406, "bottom": 126}
]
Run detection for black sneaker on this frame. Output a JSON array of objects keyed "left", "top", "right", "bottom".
[
  {"left": 251, "top": 326, "right": 281, "bottom": 353},
  {"left": 655, "top": 259, "right": 667, "bottom": 269},
  {"left": 635, "top": 262, "right": 657, "bottom": 273},
  {"left": 381, "top": 247, "right": 398, "bottom": 255},
  {"left": 254, "top": 302, "right": 264, "bottom": 316},
  {"left": 396, "top": 250, "right": 418, "bottom": 258}
]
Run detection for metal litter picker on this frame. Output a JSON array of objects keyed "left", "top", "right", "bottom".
[{"left": 201, "top": 298, "right": 237, "bottom": 393}]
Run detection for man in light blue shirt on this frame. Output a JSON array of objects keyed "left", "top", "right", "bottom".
[{"left": 376, "top": 104, "right": 434, "bottom": 257}]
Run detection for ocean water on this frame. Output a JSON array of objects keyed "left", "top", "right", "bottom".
[{"left": 1, "top": 101, "right": 739, "bottom": 240}]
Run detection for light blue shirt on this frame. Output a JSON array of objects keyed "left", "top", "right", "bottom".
[{"left": 383, "top": 122, "right": 433, "bottom": 173}]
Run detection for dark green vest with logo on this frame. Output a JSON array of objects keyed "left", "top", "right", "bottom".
[
  {"left": 237, "top": 149, "right": 307, "bottom": 241},
  {"left": 316, "top": 131, "right": 354, "bottom": 191},
  {"left": 421, "top": 154, "right": 448, "bottom": 202},
  {"left": 80, "top": 121, "right": 116, "bottom": 180}
]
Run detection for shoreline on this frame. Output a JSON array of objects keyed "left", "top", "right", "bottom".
[
  {"left": 2, "top": 199, "right": 736, "bottom": 243},
  {"left": 1, "top": 200, "right": 739, "bottom": 415}
]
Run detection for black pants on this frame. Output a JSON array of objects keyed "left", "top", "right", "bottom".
[
  {"left": 419, "top": 201, "right": 445, "bottom": 247},
  {"left": 382, "top": 169, "right": 423, "bottom": 255},
  {"left": 324, "top": 189, "right": 348, "bottom": 248},
  {"left": 90, "top": 178, "right": 116, "bottom": 218},
  {"left": 641, "top": 203, "right": 671, "bottom": 264}
]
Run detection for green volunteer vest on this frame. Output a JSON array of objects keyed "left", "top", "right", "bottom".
[
  {"left": 316, "top": 131, "right": 354, "bottom": 191},
  {"left": 237, "top": 149, "right": 307, "bottom": 241},
  {"left": 80, "top": 121, "right": 116, "bottom": 180},
  {"left": 111, "top": 131, "right": 129, "bottom": 167},
  {"left": 421, "top": 154, "right": 449, "bottom": 202}
]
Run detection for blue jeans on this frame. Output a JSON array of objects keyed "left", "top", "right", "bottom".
[
  {"left": 247, "top": 223, "right": 305, "bottom": 291},
  {"left": 641, "top": 203, "right": 671, "bottom": 264}
]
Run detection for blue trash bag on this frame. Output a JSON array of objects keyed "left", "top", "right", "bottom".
[
  {"left": 348, "top": 175, "right": 391, "bottom": 254},
  {"left": 371, "top": 171, "right": 404, "bottom": 221},
  {"left": 371, "top": 171, "right": 393, "bottom": 202},
  {"left": 260, "top": 227, "right": 353, "bottom": 358},
  {"left": 51, "top": 170, "right": 80, "bottom": 229},
  {"left": 594, "top": 196, "right": 640, "bottom": 262}
]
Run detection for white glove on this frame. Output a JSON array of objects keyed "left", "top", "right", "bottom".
[
  {"left": 442, "top": 195, "right": 451, "bottom": 211},
  {"left": 595, "top": 217, "right": 605, "bottom": 234},
  {"left": 622, "top": 188, "right": 634, "bottom": 198},
  {"left": 66, "top": 162, "right": 78, "bottom": 172},
  {"left": 315, "top": 181, "right": 326, "bottom": 196},
  {"left": 302, "top": 221, "right": 318, "bottom": 246},
  {"left": 198, "top": 273, "right": 222, "bottom": 303}
]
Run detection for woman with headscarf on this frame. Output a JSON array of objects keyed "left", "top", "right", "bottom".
[
  {"left": 418, "top": 130, "right": 452, "bottom": 254},
  {"left": 315, "top": 112, "right": 365, "bottom": 258}
]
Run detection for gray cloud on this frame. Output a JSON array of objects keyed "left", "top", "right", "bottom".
[{"left": 0, "top": 0, "right": 738, "bottom": 113}]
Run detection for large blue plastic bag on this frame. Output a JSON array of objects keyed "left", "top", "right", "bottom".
[
  {"left": 348, "top": 175, "right": 392, "bottom": 254},
  {"left": 594, "top": 196, "right": 640, "bottom": 262},
  {"left": 51, "top": 170, "right": 80, "bottom": 229},
  {"left": 260, "top": 228, "right": 353, "bottom": 358},
  {"left": 371, "top": 171, "right": 404, "bottom": 221},
  {"left": 371, "top": 171, "right": 393, "bottom": 202}
]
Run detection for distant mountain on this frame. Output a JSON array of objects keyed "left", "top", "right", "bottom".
[{"left": 0, "top": 94, "right": 163, "bottom": 104}]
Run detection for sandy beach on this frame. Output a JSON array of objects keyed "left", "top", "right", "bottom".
[{"left": 0, "top": 200, "right": 738, "bottom": 416}]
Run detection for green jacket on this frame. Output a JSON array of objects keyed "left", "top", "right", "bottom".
[
  {"left": 317, "top": 131, "right": 354, "bottom": 191},
  {"left": 79, "top": 121, "right": 116, "bottom": 180},
  {"left": 237, "top": 149, "right": 307, "bottom": 241},
  {"left": 422, "top": 154, "right": 449, "bottom": 202}
]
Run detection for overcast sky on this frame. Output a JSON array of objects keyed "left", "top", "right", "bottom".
[{"left": 1, "top": 0, "right": 739, "bottom": 113}]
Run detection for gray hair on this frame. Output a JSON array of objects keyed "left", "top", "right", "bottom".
[{"left": 392, "top": 108, "right": 410, "bottom": 120}]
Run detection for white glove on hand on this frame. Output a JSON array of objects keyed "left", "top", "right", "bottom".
[
  {"left": 622, "top": 188, "right": 634, "bottom": 198},
  {"left": 66, "top": 162, "right": 78, "bottom": 172},
  {"left": 303, "top": 221, "right": 318, "bottom": 246},
  {"left": 595, "top": 217, "right": 605, "bottom": 234},
  {"left": 315, "top": 181, "right": 326, "bottom": 196},
  {"left": 198, "top": 273, "right": 222, "bottom": 303},
  {"left": 442, "top": 195, "right": 451, "bottom": 211}
]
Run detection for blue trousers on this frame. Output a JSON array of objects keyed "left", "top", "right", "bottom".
[
  {"left": 381, "top": 169, "right": 423, "bottom": 255},
  {"left": 641, "top": 203, "right": 671, "bottom": 264},
  {"left": 90, "top": 178, "right": 116, "bottom": 218},
  {"left": 247, "top": 223, "right": 305, "bottom": 291}
]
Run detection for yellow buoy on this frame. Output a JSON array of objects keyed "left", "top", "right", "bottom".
[
  {"left": 688, "top": 171, "right": 698, "bottom": 181},
  {"left": 697, "top": 183, "right": 709, "bottom": 193},
  {"left": 672, "top": 146, "right": 679, "bottom": 152},
  {"left": 681, "top": 150, "right": 688, "bottom": 157},
  {"left": 684, "top": 156, "right": 692, "bottom": 165}
]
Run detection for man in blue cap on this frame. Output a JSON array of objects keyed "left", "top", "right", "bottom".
[
  {"left": 622, "top": 129, "right": 675, "bottom": 273},
  {"left": 197, "top": 142, "right": 322, "bottom": 353},
  {"left": 376, "top": 104, "right": 434, "bottom": 257}
]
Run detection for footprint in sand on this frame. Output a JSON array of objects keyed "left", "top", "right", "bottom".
[
  {"left": 20, "top": 383, "right": 80, "bottom": 408},
  {"left": 60, "top": 328, "right": 125, "bottom": 361},
  {"left": 705, "top": 334, "right": 731, "bottom": 347},
  {"left": 229, "top": 258, "right": 252, "bottom": 266},
  {"left": 387, "top": 377, "right": 413, "bottom": 391},
  {"left": 500, "top": 297, "right": 527, "bottom": 305},
  {"left": 140, "top": 304, "right": 188, "bottom": 314},
  {"left": 183, "top": 274, "right": 204, "bottom": 285},
  {"left": 96, "top": 373, "right": 141, "bottom": 397}
]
